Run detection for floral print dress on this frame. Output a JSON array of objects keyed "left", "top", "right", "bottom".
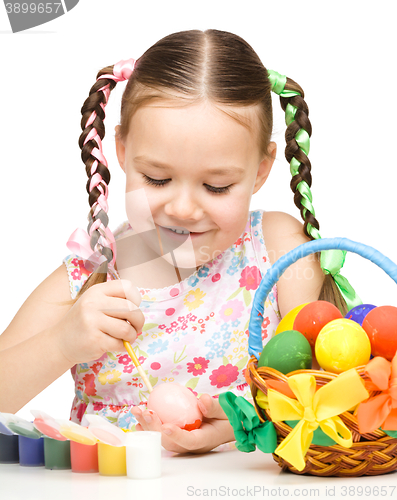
[{"left": 63, "top": 209, "right": 281, "bottom": 430}]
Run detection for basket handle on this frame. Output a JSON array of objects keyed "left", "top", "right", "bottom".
[{"left": 248, "top": 237, "right": 397, "bottom": 360}]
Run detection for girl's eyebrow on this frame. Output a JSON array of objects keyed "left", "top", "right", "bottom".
[{"left": 133, "top": 155, "right": 245, "bottom": 177}]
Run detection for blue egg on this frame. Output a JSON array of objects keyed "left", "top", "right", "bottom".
[{"left": 345, "top": 304, "right": 377, "bottom": 326}]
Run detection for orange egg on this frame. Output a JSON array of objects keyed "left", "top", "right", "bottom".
[
  {"left": 362, "top": 306, "right": 397, "bottom": 360},
  {"left": 293, "top": 300, "right": 343, "bottom": 347}
]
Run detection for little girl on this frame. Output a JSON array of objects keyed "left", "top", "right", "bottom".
[{"left": 0, "top": 29, "right": 359, "bottom": 454}]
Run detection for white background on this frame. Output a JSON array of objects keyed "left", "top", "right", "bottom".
[{"left": 0, "top": 1, "right": 396, "bottom": 421}]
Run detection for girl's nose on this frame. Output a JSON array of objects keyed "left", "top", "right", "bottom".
[{"left": 163, "top": 185, "right": 203, "bottom": 221}]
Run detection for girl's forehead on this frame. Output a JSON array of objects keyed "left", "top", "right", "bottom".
[
  {"left": 130, "top": 99, "right": 258, "bottom": 128},
  {"left": 126, "top": 101, "right": 261, "bottom": 155}
]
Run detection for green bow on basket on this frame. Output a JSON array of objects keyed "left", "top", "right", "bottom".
[{"left": 219, "top": 392, "right": 277, "bottom": 453}]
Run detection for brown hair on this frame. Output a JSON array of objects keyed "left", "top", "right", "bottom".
[
  {"left": 64, "top": 29, "right": 347, "bottom": 314},
  {"left": 280, "top": 78, "right": 348, "bottom": 314}
]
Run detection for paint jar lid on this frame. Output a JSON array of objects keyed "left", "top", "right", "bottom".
[
  {"left": 58, "top": 420, "right": 98, "bottom": 446},
  {"left": 84, "top": 414, "right": 127, "bottom": 447},
  {"left": 0, "top": 413, "right": 15, "bottom": 436},
  {"left": 30, "top": 410, "right": 67, "bottom": 441},
  {"left": 2, "top": 413, "right": 42, "bottom": 439}
]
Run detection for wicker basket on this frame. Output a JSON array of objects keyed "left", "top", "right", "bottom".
[{"left": 247, "top": 237, "right": 397, "bottom": 477}]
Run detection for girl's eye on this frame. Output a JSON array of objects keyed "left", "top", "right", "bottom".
[{"left": 142, "top": 175, "right": 232, "bottom": 195}]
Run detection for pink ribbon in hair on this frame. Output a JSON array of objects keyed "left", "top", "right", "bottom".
[
  {"left": 66, "top": 59, "right": 135, "bottom": 276},
  {"left": 97, "top": 58, "right": 136, "bottom": 83},
  {"left": 84, "top": 58, "right": 136, "bottom": 174},
  {"left": 66, "top": 226, "right": 117, "bottom": 271}
]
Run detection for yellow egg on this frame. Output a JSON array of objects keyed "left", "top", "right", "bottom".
[
  {"left": 275, "top": 303, "right": 309, "bottom": 335},
  {"left": 315, "top": 318, "right": 371, "bottom": 373}
]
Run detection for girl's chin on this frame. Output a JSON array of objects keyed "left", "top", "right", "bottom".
[{"left": 160, "top": 253, "right": 200, "bottom": 270}]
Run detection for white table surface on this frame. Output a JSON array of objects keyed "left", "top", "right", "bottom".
[{"left": 1, "top": 447, "right": 397, "bottom": 500}]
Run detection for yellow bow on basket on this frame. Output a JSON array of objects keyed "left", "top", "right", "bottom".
[{"left": 266, "top": 369, "right": 369, "bottom": 471}]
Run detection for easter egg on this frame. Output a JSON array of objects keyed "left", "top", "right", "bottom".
[
  {"left": 147, "top": 383, "right": 203, "bottom": 431},
  {"left": 293, "top": 300, "right": 343, "bottom": 347},
  {"left": 345, "top": 304, "right": 377, "bottom": 326},
  {"left": 275, "top": 303, "right": 309, "bottom": 335},
  {"left": 315, "top": 318, "right": 371, "bottom": 373},
  {"left": 258, "top": 330, "right": 312, "bottom": 374},
  {"left": 362, "top": 305, "right": 397, "bottom": 360}
]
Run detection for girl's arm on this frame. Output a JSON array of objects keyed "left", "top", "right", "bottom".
[
  {"left": 0, "top": 326, "right": 75, "bottom": 414},
  {"left": 0, "top": 266, "right": 143, "bottom": 413},
  {"left": 0, "top": 265, "right": 76, "bottom": 413},
  {"left": 262, "top": 211, "right": 325, "bottom": 319}
]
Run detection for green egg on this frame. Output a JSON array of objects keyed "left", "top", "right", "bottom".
[{"left": 258, "top": 330, "right": 312, "bottom": 374}]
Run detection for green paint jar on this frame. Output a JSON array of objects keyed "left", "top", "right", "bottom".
[{"left": 43, "top": 437, "right": 71, "bottom": 470}]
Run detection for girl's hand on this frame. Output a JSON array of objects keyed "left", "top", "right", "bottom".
[
  {"left": 54, "top": 279, "right": 145, "bottom": 365},
  {"left": 130, "top": 393, "right": 235, "bottom": 454}
]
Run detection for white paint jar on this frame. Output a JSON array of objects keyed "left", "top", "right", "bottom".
[{"left": 126, "top": 431, "right": 162, "bottom": 479}]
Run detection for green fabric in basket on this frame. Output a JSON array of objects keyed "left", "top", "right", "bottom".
[{"left": 382, "top": 429, "right": 397, "bottom": 438}]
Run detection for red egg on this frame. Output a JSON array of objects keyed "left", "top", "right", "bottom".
[
  {"left": 293, "top": 300, "right": 343, "bottom": 347},
  {"left": 362, "top": 306, "right": 397, "bottom": 360}
]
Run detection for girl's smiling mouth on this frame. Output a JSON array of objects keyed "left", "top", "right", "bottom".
[{"left": 159, "top": 225, "right": 207, "bottom": 239}]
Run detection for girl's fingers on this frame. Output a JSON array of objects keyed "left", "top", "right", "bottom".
[
  {"left": 98, "top": 296, "right": 145, "bottom": 332},
  {"left": 97, "top": 279, "right": 142, "bottom": 306},
  {"left": 198, "top": 394, "right": 227, "bottom": 420},
  {"left": 96, "top": 314, "right": 138, "bottom": 344},
  {"left": 130, "top": 407, "right": 142, "bottom": 418},
  {"left": 130, "top": 408, "right": 163, "bottom": 432},
  {"left": 161, "top": 424, "right": 203, "bottom": 451}
]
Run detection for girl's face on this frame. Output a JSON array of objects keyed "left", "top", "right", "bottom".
[{"left": 115, "top": 100, "right": 275, "bottom": 269}]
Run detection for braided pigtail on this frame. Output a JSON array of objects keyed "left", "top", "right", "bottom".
[
  {"left": 66, "top": 59, "right": 136, "bottom": 304},
  {"left": 268, "top": 70, "right": 362, "bottom": 314}
]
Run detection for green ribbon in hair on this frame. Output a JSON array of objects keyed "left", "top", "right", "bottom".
[
  {"left": 268, "top": 70, "right": 300, "bottom": 98},
  {"left": 219, "top": 392, "right": 277, "bottom": 453},
  {"left": 320, "top": 249, "right": 362, "bottom": 309},
  {"left": 267, "top": 69, "right": 362, "bottom": 311}
]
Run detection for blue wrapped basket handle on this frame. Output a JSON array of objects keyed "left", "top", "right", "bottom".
[{"left": 248, "top": 237, "right": 397, "bottom": 360}]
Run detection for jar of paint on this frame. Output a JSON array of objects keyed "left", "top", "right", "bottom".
[
  {"left": 43, "top": 437, "right": 71, "bottom": 470},
  {"left": 0, "top": 433, "right": 19, "bottom": 464},
  {"left": 58, "top": 420, "right": 98, "bottom": 474},
  {"left": 18, "top": 435, "right": 45, "bottom": 467},
  {"left": 84, "top": 414, "right": 127, "bottom": 476},
  {"left": 126, "top": 431, "right": 161, "bottom": 479}
]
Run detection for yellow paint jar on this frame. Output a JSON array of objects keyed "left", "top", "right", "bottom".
[{"left": 97, "top": 443, "right": 126, "bottom": 476}]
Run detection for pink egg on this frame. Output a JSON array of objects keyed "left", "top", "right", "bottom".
[{"left": 147, "top": 383, "right": 203, "bottom": 431}]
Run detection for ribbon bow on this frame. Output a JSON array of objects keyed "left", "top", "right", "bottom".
[
  {"left": 267, "top": 369, "right": 369, "bottom": 471},
  {"left": 320, "top": 249, "right": 362, "bottom": 310},
  {"left": 219, "top": 392, "right": 277, "bottom": 453},
  {"left": 267, "top": 69, "right": 300, "bottom": 98},
  {"left": 67, "top": 226, "right": 117, "bottom": 271},
  {"left": 98, "top": 58, "right": 136, "bottom": 83},
  {"left": 357, "top": 354, "right": 397, "bottom": 434}
]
